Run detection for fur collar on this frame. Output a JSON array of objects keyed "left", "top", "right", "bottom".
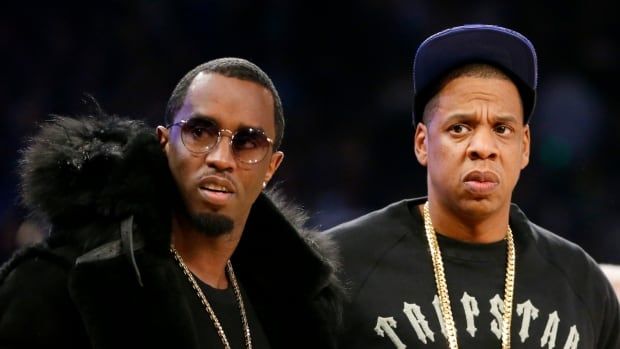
[{"left": 20, "top": 113, "right": 173, "bottom": 251}]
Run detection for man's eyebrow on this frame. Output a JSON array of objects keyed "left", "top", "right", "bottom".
[
  {"left": 442, "top": 112, "right": 520, "bottom": 124},
  {"left": 494, "top": 114, "right": 520, "bottom": 124},
  {"left": 443, "top": 112, "right": 475, "bottom": 123},
  {"left": 186, "top": 113, "right": 216, "bottom": 122},
  {"left": 187, "top": 113, "right": 268, "bottom": 132}
]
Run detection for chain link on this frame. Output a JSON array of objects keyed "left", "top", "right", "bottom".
[
  {"left": 423, "top": 202, "right": 515, "bottom": 349},
  {"left": 171, "top": 246, "right": 253, "bottom": 349}
]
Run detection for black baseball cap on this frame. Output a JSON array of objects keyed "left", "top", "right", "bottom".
[{"left": 412, "top": 24, "right": 538, "bottom": 124}]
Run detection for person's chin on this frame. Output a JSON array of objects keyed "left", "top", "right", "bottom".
[
  {"left": 190, "top": 211, "right": 234, "bottom": 237},
  {"left": 459, "top": 196, "right": 503, "bottom": 215}
]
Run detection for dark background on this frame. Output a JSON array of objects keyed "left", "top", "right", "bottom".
[{"left": 2, "top": 1, "right": 619, "bottom": 263}]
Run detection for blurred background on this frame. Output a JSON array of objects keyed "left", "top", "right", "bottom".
[{"left": 1, "top": 0, "right": 619, "bottom": 264}]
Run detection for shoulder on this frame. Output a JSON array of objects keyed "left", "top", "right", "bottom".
[
  {"left": 530, "top": 222, "right": 618, "bottom": 306},
  {"left": 0, "top": 242, "right": 77, "bottom": 308},
  {"left": 511, "top": 204, "right": 620, "bottom": 339},
  {"left": 600, "top": 264, "right": 620, "bottom": 298},
  {"left": 510, "top": 203, "right": 601, "bottom": 275},
  {"left": 324, "top": 198, "right": 425, "bottom": 295},
  {"left": 0, "top": 242, "right": 75, "bottom": 286},
  {"left": 0, "top": 243, "right": 88, "bottom": 347},
  {"left": 325, "top": 198, "right": 424, "bottom": 272},
  {"left": 525, "top": 217, "right": 604, "bottom": 284},
  {"left": 326, "top": 198, "right": 423, "bottom": 246}
]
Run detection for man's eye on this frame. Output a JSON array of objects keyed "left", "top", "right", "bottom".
[
  {"left": 449, "top": 124, "right": 468, "bottom": 133},
  {"left": 495, "top": 125, "right": 512, "bottom": 135},
  {"left": 190, "top": 126, "right": 207, "bottom": 138},
  {"left": 234, "top": 132, "right": 262, "bottom": 150},
  {"left": 185, "top": 120, "right": 217, "bottom": 139},
  {"left": 237, "top": 139, "right": 258, "bottom": 150}
]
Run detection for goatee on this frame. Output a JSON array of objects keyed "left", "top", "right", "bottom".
[{"left": 190, "top": 212, "right": 234, "bottom": 237}]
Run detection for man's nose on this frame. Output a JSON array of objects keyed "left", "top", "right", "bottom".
[
  {"left": 467, "top": 128, "right": 498, "bottom": 160},
  {"left": 205, "top": 130, "right": 236, "bottom": 170}
]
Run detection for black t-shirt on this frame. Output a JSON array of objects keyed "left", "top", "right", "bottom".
[
  {"left": 177, "top": 267, "right": 271, "bottom": 349},
  {"left": 328, "top": 197, "right": 620, "bottom": 349}
]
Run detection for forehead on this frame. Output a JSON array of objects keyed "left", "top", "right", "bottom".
[
  {"left": 429, "top": 75, "right": 524, "bottom": 123},
  {"left": 177, "top": 72, "right": 276, "bottom": 133}
]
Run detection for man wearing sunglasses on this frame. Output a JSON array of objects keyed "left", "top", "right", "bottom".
[{"left": 0, "top": 58, "right": 343, "bottom": 348}]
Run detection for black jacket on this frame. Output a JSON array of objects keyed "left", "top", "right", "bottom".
[{"left": 0, "top": 114, "right": 343, "bottom": 348}]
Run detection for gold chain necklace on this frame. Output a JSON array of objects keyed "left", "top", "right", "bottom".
[
  {"left": 170, "top": 246, "right": 252, "bottom": 349},
  {"left": 422, "top": 202, "right": 515, "bottom": 349}
]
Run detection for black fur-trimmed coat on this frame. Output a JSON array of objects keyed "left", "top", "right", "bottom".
[{"left": 0, "top": 114, "right": 343, "bottom": 348}]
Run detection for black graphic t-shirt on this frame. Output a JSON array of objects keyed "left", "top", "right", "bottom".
[{"left": 327, "top": 197, "right": 620, "bottom": 349}]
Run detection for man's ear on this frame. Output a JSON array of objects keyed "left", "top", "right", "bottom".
[
  {"left": 264, "top": 151, "right": 284, "bottom": 185},
  {"left": 414, "top": 122, "right": 428, "bottom": 167},
  {"left": 156, "top": 126, "right": 169, "bottom": 152},
  {"left": 521, "top": 124, "right": 531, "bottom": 169}
]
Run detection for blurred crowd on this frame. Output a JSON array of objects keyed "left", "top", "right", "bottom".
[{"left": 2, "top": 0, "right": 619, "bottom": 263}]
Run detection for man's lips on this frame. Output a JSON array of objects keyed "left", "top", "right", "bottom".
[
  {"left": 198, "top": 175, "right": 236, "bottom": 206},
  {"left": 463, "top": 170, "right": 499, "bottom": 195},
  {"left": 199, "top": 175, "right": 236, "bottom": 193}
]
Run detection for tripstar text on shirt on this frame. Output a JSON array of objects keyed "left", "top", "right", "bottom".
[{"left": 374, "top": 292, "right": 580, "bottom": 348}]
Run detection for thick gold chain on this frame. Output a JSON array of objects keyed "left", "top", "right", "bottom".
[
  {"left": 170, "top": 246, "right": 252, "bottom": 349},
  {"left": 422, "top": 202, "right": 515, "bottom": 349}
]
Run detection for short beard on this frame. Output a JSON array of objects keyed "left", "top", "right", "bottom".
[{"left": 189, "top": 212, "right": 234, "bottom": 237}]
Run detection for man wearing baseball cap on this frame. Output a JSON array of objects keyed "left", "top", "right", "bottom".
[{"left": 327, "top": 24, "right": 620, "bottom": 348}]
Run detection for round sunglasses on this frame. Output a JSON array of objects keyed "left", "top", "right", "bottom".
[{"left": 167, "top": 118, "right": 274, "bottom": 164}]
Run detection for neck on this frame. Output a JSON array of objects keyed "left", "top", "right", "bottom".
[
  {"left": 422, "top": 198, "right": 511, "bottom": 243},
  {"left": 171, "top": 214, "right": 243, "bottom": 289}
]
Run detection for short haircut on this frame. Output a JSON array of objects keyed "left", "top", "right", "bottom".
[
  {"left": 165, "top": 57, "right": 285, "bottom": 150},
  {"left": 422, "top": 63, "right": 517, "bottom": 124}
]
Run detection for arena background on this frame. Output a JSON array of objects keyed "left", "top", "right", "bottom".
[{"left": 2, "top": 1, "right": 619, "bottom": 264}]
